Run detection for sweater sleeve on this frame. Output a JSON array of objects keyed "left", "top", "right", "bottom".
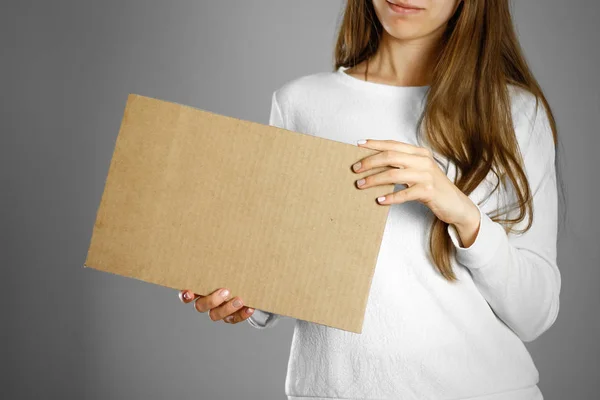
[
  {"left": 247, "top": 309, "right": 283, "bottom": 329},
  {"left": 446, "top": 98, "right": 561, "bottom": 343},
  {"left": 246, "top": 90, "right": 290, "bottom": 330}
]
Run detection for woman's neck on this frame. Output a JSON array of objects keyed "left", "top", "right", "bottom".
[{"left": 361, "top": 30, "right": 442, "bottom": 87}]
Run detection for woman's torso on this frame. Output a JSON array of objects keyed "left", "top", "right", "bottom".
[{"left": 275, "top": 68, "right": 543, "bottom": 400}]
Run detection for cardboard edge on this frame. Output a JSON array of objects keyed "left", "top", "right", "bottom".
[{"left": 127, "top": 94, "right": 394, "bottom": 159}]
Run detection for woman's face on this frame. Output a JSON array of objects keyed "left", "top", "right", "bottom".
[{"left": 372, "top": 0, "right": 462, "bottom": 40}]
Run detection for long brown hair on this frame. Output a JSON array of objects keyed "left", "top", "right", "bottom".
[{"left": 333, "top": 0, "right": 565, "bottom": 281}]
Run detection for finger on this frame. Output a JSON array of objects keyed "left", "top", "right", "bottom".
[
  {"left": 194, "top": 288, "right": 230, "bottom": 314},
  {"left": 357, "top": 139, "right": 432, "bottom": 157},
  {"left": 223, "top": 306, "right": 255, "bottom": 324},
  {"left": 352, "top": 150, "right": 428, "bottom": 173},
  {"left": 377, "top": 184, "right": 427, "bottom": 205},
  {"left": 206, "top": 296, "right": 245, "bottom": 322},
  {"left": 179, "top": 289, "right": 202, "bottom": 304},
  {"left": 356, "top": 168, "right": 426, "bottom": 190}
]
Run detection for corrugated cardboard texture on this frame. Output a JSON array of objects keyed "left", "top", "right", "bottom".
[{"left": 84, "top": 94, "right": 395, "bottom": 333}]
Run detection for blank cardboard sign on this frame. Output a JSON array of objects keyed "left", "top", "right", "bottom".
[{"left": 84, "top": 94, "right": 394, "bottom": 333}]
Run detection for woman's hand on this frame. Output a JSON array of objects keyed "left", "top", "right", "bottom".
[
  {"left": 178, "top": 288, "right": 255, "bottom": 324},
  {"left": 353, "top": 139, "right": 480, "bottom": 228}
]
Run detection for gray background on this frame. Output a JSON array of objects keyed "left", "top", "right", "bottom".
[{"left": 1, "top": 1, "right": 598, "bottom": 399}]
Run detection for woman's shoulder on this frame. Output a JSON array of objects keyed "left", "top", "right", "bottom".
[
  {"left": 507, "top": 83, "right": 554, "bottom": 158},
  {"left": 272, "top": 69, "right": 342, "bottom": 111},
  {"left": 507, "top": 84, "right": 542, "bottom": 118}
]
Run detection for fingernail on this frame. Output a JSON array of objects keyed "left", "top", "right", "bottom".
[
  {"left": 233, "top": 299, "right": 242, "bottom": 307},
  {"left": 183, "top": 291, "right": 191, "bottom": 300},
  {"left": 220, "top": 289, "right": 229, "bottom": 298},
  {"left": 356, "top": 139, "right": 367, "bottom": 145},
  {"left": 377, "top": 196, "right": 386, "bottom": 203},
  {"left": 225, "top": 316, "right": 233, "bottom": 322},
  {"left": 352, "top": 162, "right": 361, "bottom": 172},
  {"left": 246, "top": 308, "right": 254, "bottom": 314},
  {"left": 356, "top": 178, "right": 365, "bottom": 187}
]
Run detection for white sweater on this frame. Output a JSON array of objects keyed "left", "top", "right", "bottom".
[{"left": 248, "top": 66, "right": 560, "bottom": 400}]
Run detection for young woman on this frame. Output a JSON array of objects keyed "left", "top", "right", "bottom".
[{"left": 179, "top": 1, "right": 563, "bottom": 399}]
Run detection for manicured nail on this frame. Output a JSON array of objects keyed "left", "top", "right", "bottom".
[
  {"left": 246, "top": 308, "right": 254, "bottom": 314},
  {"left": 377, "top": 196, "right": 386, "bottom": 203},
  {"left": 183, "top": 291, "right": 191, "bottom": 300},
  {"left": 352, "top": 162, "right": 361, "bottom": 172},
  {"left": 356, "top": 178, "right": 365, "bottom": 187},
  {"left": 220, "top": 289, "right": 229, "bottom": 297},
  {"left": 233, "top": 299, "right": 242, "bottom": 307},
  {"left": 225, "top": 316, "right": 233, "bottom": 322},
  {"left": 356, "top": 139, "right": 367, "bottom": 145}
]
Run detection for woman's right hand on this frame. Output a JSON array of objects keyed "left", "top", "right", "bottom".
[{"left": 178, "top": 288, "right": 255, "bottom": 324}]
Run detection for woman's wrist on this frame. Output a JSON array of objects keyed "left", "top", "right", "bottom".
[{"left": 451, "top": 198, "right": 482, "bottom": 248}]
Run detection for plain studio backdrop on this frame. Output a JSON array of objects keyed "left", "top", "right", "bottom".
[{"left": 1, "top": 1, "right": 598, "bottom": 399}]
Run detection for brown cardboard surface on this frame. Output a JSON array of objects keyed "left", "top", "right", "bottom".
[{"left": 84, "top": 94, "right": 395, "bottom": 333}]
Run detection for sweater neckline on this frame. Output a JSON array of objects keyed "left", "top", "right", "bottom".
[{"left": 335, "top": 66, "right": 430, "bottom": 97}]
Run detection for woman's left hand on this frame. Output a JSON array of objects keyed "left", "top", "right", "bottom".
[{"left": 353, "top": 139, "right": 479, "bottom": 228}]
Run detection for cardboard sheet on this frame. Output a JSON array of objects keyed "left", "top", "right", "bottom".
[{"left": 84, "top": 94, "right": 395, "bottom": 333}]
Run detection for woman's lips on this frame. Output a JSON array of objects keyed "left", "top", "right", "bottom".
[{"left": 386, "top": 1, "right": 424, "bottom": 14}]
